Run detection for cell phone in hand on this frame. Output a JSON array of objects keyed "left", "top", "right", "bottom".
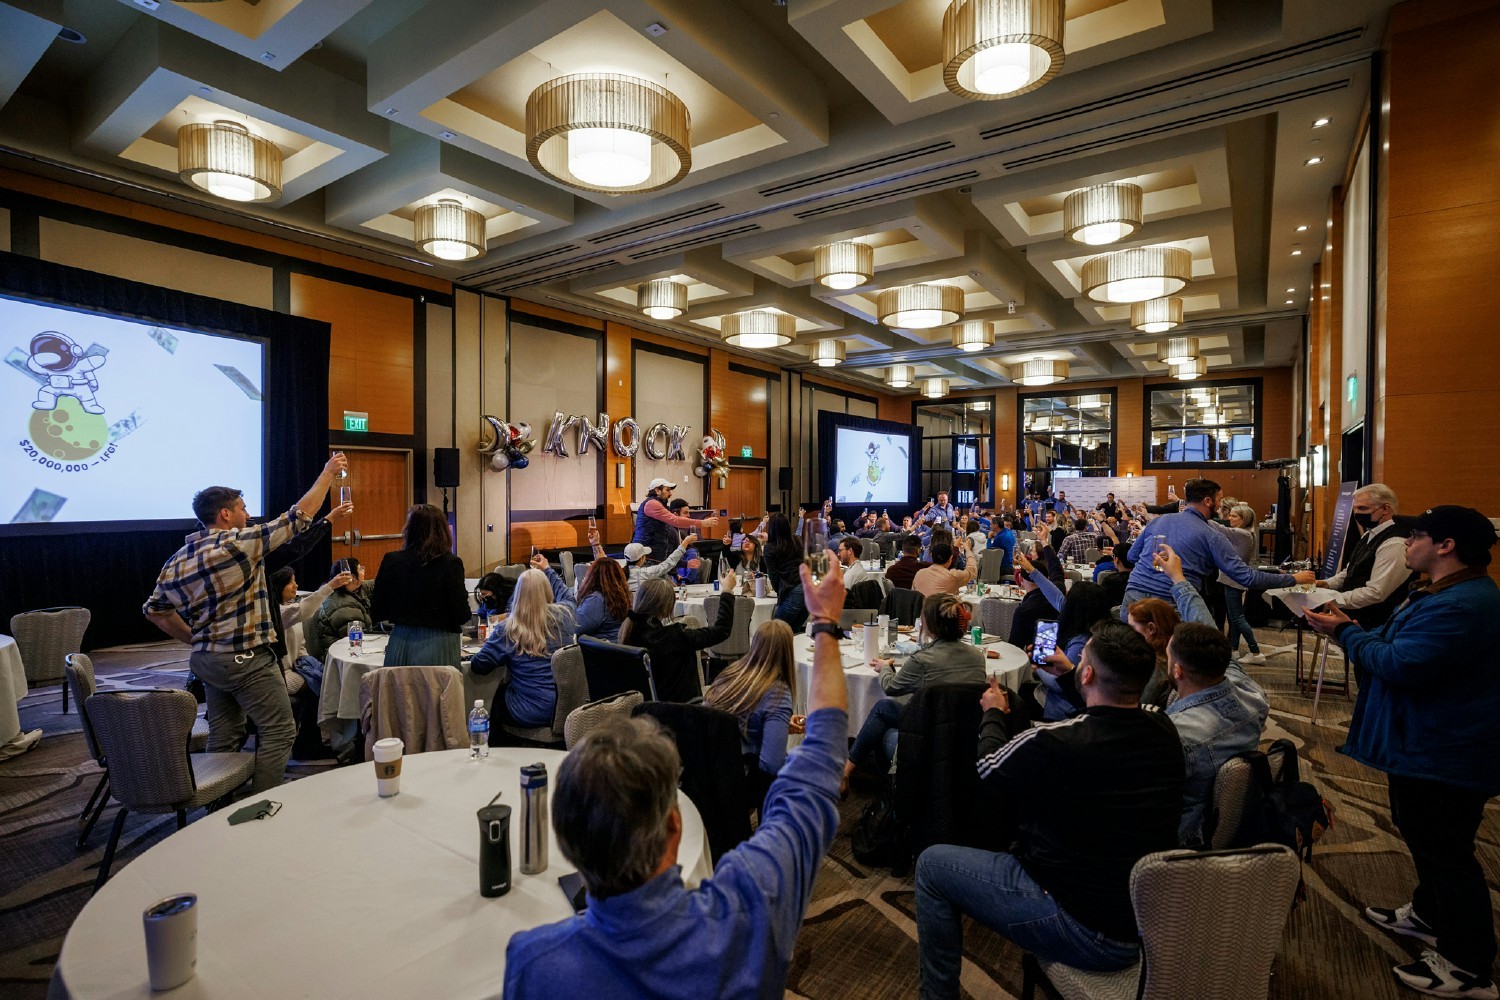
[
  {"left": 588, "top": 515, "right": 597, "bottom": 529},
  {"left": 1031, "top": 619, "right": 1059, "bottom": 666}
]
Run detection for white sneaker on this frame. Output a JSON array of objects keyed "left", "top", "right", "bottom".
[
  {"left": 1366, "top": 902, "right": 1439, "bottom": 946},
  {"left": 1393, "top": 950, "right": 1499, "bottom": 999},
  {"left": 1240, "top": 652, "right": 1266, "bottom": 666}
]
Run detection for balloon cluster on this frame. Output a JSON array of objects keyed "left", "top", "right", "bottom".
[
  {"left": 479, "top": 415, "right": 535, "bottom": 471},
  {"left": 694, "top": 429, "right": 729, "bottom": 485}
]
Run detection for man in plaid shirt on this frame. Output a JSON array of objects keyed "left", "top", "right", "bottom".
[
  {"left": 1057, "top": 517, "right": 1097, "bottom": 565},
  {"left": 144, "top": 452, "right": 347, "bottom": 791}
]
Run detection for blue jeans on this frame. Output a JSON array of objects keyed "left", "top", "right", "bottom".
[
  {"left": 773, "top": 584, "right": 808, "bottom": 631},
  {"left": 848, "top": 697, "right": 903, "bottom": 770},
  {"left": 916, "top": 846, "right": 1139, "bottom": 999},
  {"left": 1223, "top": 587, "right": 1260, "bottom": 653}
]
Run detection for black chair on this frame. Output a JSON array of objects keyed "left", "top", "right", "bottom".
[
  {"left": 578, "top": 635, "right": 657, "bottom": 702},
  {"left": 632, "top": 701, "right": 752, "bottom": 863},
  {"left": 847, "top": 578, "right": 885, "bottom": 611},
  {"left": 882, "top": 587, "right": 924, "bottom": 626}
]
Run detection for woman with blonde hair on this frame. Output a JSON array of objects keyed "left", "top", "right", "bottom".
[
  {"left": 471, "top": 556, "right": 577, "bottom": 732},
  {"left": 619, "top": 574, "right": 737, "bottom": 702},
  {"left": 705, "top": 620, "right": 803, "bottom": 782}
]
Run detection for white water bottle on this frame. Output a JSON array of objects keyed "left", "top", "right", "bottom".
[
  {"left": 468, "top": 700, "right": 490, "bottom": 760},
  {"left": 347, "top": 620, "right": 364, "bottom": 657}
]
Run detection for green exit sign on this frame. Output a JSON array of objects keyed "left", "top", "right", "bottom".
[
  {"left": 1346, "top": 375, "right": 1357, "bottom": 404},
  {"left": 740, "top": 445, "right": 752, "bottom": 458},
  {"left": 343, "top": 411, "right": 369, "bottom": 432}
]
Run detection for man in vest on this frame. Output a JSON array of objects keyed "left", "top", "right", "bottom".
[
  {"left": 633, "top": 478, "right": 717, "bottom": 563},
  {"left": 1315, "top": 483, "right": 1417, "bottom": 630}
]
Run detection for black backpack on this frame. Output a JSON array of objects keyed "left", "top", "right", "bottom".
[
  {"left": 1226, "top": 739, "right": 1335, "bottom": 861},
  {"left": 850, "top": 786, "right": 908, "bottom": 875}
]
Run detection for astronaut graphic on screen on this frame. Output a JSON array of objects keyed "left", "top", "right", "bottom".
[{"left": 27, "top": 331, "right": 106, "bottom": 414}]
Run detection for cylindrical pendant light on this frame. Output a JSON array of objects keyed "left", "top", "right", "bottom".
[
  {"left": 943, "top": 0, "right": 1065, "bottom": 100},
  {"left": 1172, "top": 357, "right": 1208, "bottom": 380},
  {"left": 1156, "top": 336, "right": 1200, "bottom": 366},
  {"left": 1077, "top": 393, "right": 1105, "bottom": 409},
  {"left": 1011, "top": 358, "right": 1068, "bottom": 386},
  {"left": 1131, "top": 297, "right": 1183, "bottom": 334},
  {"left": 809, "top": 340, "right": 846, "bottom": 367},
  {"left": 1081, "top": 246, "right": 1192, "bottom": 303},
  {"left": 413, "top": 199, "right": 485, "bottom": 261},
  {"left": 887, "top": 365, "right": 916, "bottom": 389},
  {"left": 951, "top": 320, "right": 995, "bottom": 353},
  {"left": 813, "top": 241, "right": 874, "bottom": 290},
  {"left": 876, "top": 283, "right": 964, "bottom": 329},
  {"left": 1063, "top": 183, "right": 1143, "bottom": 246},
  {"left": 637, "top": 279, "right": 687, "bottom": 320},
  {"left": 526, "top": 73, "right": 690, "bottom": 193},
  {"left": 177, "top": 120, "right": 282, "bottom": 203},
  {"left": 721, "top": 310, "right": 794, "bottom": 349},
  {"left": 923, "top": 378, "right": 950, "bottom": 399}
]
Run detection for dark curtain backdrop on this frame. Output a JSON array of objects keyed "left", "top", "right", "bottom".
[{"left": 0, "top": 251, "right": 330, "bottom": 649}]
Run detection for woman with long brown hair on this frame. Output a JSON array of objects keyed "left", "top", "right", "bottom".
[
  {"left": 705, "top": 620, "right": 800, "bottom": 780},
  {"left": 1125, "top": 596, "right": 1181, "bottom": 709},
  {"left": 574, "top": 556, "right": 631, "bottom": 642},
  {"left": 371, "top": 503, "right": 470, "bottom": 668}
]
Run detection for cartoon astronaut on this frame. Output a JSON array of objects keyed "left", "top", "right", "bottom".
[{"left": 27, "top": 331, "right": 106, "bottom": 414}]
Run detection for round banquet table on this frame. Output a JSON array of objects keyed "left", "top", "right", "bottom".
[
  {"left": 53, "top": 747, "right": 712, "bottom": 1000},
  {"left": 792, "top": 633, "right": 1030, "bottom": 741},
  {"left": 317, "top": 637, "right": 490, "bottom": 750},
  {"left": 0, "top": 634, "right": 29, "bottom": 751},
  {"left": 672, "top": 582, "right": 776, "bottom": 630}
]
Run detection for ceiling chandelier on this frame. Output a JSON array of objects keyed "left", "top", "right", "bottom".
[
  {"left": 721, "top": 310, "right": 794, "bottom": 349},
  {"left": 526, "top": 73, "right": 690, "bottom": 193},
  {"left": 1012, "top": 358, "right": 1068, "bottom": 386},
  {"left": 876, "top": 283, "right": 964, "bottom": 329},
  {"left": 177, "top": 120, "right": 282, "bottom": 203},
  {"left": 637, "top": 279, "right": 687, "bottom": 320},
  {"left": 887, "top": 365, "right": 916, "bottom": 389},
  {"left": 813, "top": 241, "right": 874, "bottom": 290},
  {"left": 1081, "top": 246, "right": 1192, "bottom": 304},
  {"left": 923, "top": 378, "right": 950, "bottom": 399},
  {"left": 809, "top": 340, "right": 846, "bottom": 367},
  {"left": 412, "top": 199, "right": 485, "bottom": 261},
  {"left": 1131, "top": 297, "right": 1183, "bottom": 334},
  {"left": 1172, "top": 357, "right": 1208, "bottom": 380},
  {"left": 1156, "top": 336, "right": 1200, "bottom": 366},
  {"left": 1077, "top": 393, "right": 1105, "bottom": 409},
  {"left": 943, "top": 0, "right": 1065, "bottom": 100},
  {"left": 951, "top": 320, "right": 995, "bottom": 353},
  {"left": 1063, "top": 182, "right": 1142, "bottom": 246}
]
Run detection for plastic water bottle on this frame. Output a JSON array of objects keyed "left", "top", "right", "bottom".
[
  {"left": 347, "top": 620, "right": 363, "bottom": 657},
  {"left": 468, "top": 701, "right": 490, "bottom": 761}
]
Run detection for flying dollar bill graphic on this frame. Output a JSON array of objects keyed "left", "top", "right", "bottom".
[
  {"left": 214, "top": 364, "right": 263, "bottom": 401},
  {"left": 147, "top": 327, "right": 178, "bottom": 354},
  {"left": 12, "top": 488, "right": 66, "bottom": 523},
  {"left": 5, "top": 347, "right": 48, "bottom": 385},
  {"left": 109, "top": 409, "right": 146, "bottom": 442}
]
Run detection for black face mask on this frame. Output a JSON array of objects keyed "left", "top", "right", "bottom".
[{"left": 1352, "top": 511, "right": 1378, "bottom": 531}]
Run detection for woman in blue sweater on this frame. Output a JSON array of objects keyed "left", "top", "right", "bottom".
[
  {"left": 572, "top": 556, "right": 631, "bottom": 642},
  {"left": 471, "top": 562, "right": 576, "bottom": 733}
]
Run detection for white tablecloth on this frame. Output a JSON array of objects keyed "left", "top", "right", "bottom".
[
  {"left": 317, "top": 637, "right": 490, "bottom": 747},
  {"left": 0, "top": 634, "right": 28, "bottom": 749},
  {"left": 792, "top": 634, "right": 1030, "bottom": 740},
  {"left": 673, "top": 583, "right": 776, "bottom": 631},
  {"left": 54, "top": 747, "right": 712, "bottom": 1000}
]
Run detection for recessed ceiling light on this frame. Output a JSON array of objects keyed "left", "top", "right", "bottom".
[
  {"left": 1285, "top": 299, "right": 1294, "bottom": 305},
  {"left": 383, "top": 108, "right": 399, "bottom": 116},
  {"left": 438, "top": 130, "right": 457, "bottom": 140},
  {"left": 133, "top": 0, "right": 159, "bottom": 9},
  {"left": 1312, "top": 117, "right": 1331, "bottom": 128},
  {"left": 260, "top": 52, "right": 277, "bottom": 62},
  {"left": 1286, "top": 288, "right": 1296, "bottom": 293},
  {"left": 1291, "top": 250, "right": 1303, "bottom": 256},
  {"left": 1296, "top": 225, "right": 1308, "bottom": 232},
  {"left": 56, "top": 27, "right": 86, "bottom": 44},
  {"left": 643, "top": 22, "right": 668, "bottom": 36},
  {"left": 1305, "top": 156, "right": 1324, "bottom": 166}
]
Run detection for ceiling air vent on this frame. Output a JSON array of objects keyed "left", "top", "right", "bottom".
[
  {"left": 589, "top": 204, "right": 726, "bottom": 244},
  {"left": 794, "top": 171, "right": 979, "bottom": 219},
  {"left": 759, "top": 141, "right": 957, "bottom": 197}
]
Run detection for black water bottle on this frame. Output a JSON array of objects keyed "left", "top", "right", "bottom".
[{"left": 478, "top": 797, "right": 512, "bottom": 898}]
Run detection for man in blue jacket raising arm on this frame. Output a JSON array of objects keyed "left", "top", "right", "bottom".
[{"left": 1307, "top": 505, "right": 1500, "bottom": 1000}]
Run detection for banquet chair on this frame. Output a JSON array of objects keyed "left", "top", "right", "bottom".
[
  {"left": 979, "top": 598, "right": 1018, "bottom": 641},
  {"left": 359, "top": 665, "right": 467, "bottom": 759},
  {"left": 860, "top": 538, "right": 883, "bottom": 561},
  {"left": 578, "top": 635, "right": 658, "bottom": 702},
  {"left": 701, "top": 595, "right": 755, "bottom": 685},
  {"left": 977, "top": 549, "right": 1006, "bottom": 584},
  {"left": 496, "top": 644, "right": 588, "bottom": 748},
  {"left": 882, "top": 587, "right": 924, "bottom": 627},
  {"left": 1021, "top": 845, "right": 1301, "bottom": 1000},
  {"left": 11, "top": 606, "right": 90, "bottom": 713},
  {"left": 563, "top": 690, "right": 643, "bottom": 749},
  {"left": 573, "top": 561, "right": 591, "bottom": 591},
  {"left": 85, "top": 689, "right": 255, "bottom": 893},
  {"left": 847, "top": 579, "right": 886, "bottom": 611},
  {"left": 559, "top": 550, "right": 574, "bottom": 585},
  {"left": 1207, "top": 741, "right": 1293, "bottom": 850},
  {"left": 65, "top": 654, "right": 210, "bottom": 849},
  {"left": 632, "top": 701, "right": 751, "bottom": 863},
  {"left": 1084, "top": 547, "right": 1104, "bottom": 564}
]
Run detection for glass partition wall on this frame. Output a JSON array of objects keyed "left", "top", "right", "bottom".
[
  {"left": 1018, "top": 391, "right": 1116, "bottom": 501},
  {"left": 913, "top": 397, "right": 994, "bottom": 508},
  {"left": 1146, "top": 381, "right": 1259, "bottom": 466}
]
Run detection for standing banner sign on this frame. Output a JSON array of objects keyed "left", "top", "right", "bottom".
[{"left": 1321, "top": 481, "right": 1360, "bottom": 579}]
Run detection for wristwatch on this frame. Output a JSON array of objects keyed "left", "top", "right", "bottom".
[{"left": 808, "top": 620, "right": 843, "bottom": 641}]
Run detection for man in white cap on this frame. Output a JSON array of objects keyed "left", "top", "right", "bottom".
[
  {"left": 622, "top": 536, "right": 699, "bottom": 589},
  {"left": 632, "top": 478, "right": 717, "bottom": 563}
]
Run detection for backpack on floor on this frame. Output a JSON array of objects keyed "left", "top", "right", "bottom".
[
  {"left": 851, "top": 785, "right": 907, "bottom": 873},
  {"left": 1236, "top": 738, "right": 1334, "bottom": 861}
]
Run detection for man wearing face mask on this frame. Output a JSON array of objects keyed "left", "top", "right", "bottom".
[{"left": 1315, "top": 484, "right": 1418, "bottom": 630}]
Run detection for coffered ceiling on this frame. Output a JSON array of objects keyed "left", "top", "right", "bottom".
[{"left": 0, "top": 0, "right": 1395, "bottom": 396}]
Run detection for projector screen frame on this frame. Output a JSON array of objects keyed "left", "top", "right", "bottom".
[{"left": 816, "top": 409, "right": 922, "bottom": 514}]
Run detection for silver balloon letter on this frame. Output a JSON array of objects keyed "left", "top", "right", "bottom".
[
  {"left": 543, "top": 410, "right": 577, "bottom": 458},
  {"left": 667, "top": 424, "right": 690, "bottom": 461},
  {"left": 611, "top": 417, "right": 640, "bottom": 458},
  {"left": 578, "top": 413, "right": 610, "bottom": 455},
  {"left": 643, "top": 422, "right": 670, "bottom": 461}
]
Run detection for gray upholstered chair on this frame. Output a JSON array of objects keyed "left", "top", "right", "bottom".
[
  {"left": 85, "top": 689, "right": 255, "bottom": 892},
  {"left": 979, "top": 598, "right": 1018, "bottom": 641},
  {"left": 559, "top": 550, "right": 575, "bottom": 585},
  {"left": 65, "top": 655, "right": 211, "bottom": 849},
  {"left": 1022, "top": 845, "right": 1301, "bottom": 1000},
  {"left": 1084, "top": 547, "right": 1104, "bottom": 564},
  {"left": 703, "top": 594, "right": 755, "bottom": 667},
  {"left": 882, "top": 587, "right": 923, "bottom": 627},
  {"left": 978, "top": 549, "right": 1006, "bottom": 583},
  {"left": 1208, "top": 744, "right": 1292, "bottom": 850},
  {"left": 11, "top": 606, "right": 90, "bottom": 713},
  {"left": 860, "top": 538, "right": 883, "bottom": 561},
  {"left": 497, "top": 643, "right": 588, "bottom": 747},
  {"left": 563, "top": 690, "right": 643, "bottom": 749}
]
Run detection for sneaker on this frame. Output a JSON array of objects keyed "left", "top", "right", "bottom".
[
  {"left": 1392, "top": 950, "right": 1498, "bottom": 999},
  {"left": 1240, "top": 652, "right": 1267, "bottom": 666},
  {"left": 1367, "top": 902, "right": 1439, "bottom": 946}
]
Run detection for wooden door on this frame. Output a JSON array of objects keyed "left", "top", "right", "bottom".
[
  {"left": 330, "top": 448, "right": 411, "bottom": 579},
  {"left": 723, "top": 467, "right": 765, "bottom": 522}
]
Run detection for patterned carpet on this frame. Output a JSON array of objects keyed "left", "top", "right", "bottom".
[{"left": 2, "top": 634, "right": 1497, "bottom": 999}]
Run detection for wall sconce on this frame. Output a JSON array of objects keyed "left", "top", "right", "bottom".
[
  {"left": 1001, "top": 473, "right": 1010, "bottom": 492},
  {"left": 616, "top": 463, "right": 626, "bottom": 489},
  {"left": 1298, "top": 455, "right": 1309, "bottom": 488},
  {"left": 1311, "top": 444, "right": 1327, "bottom": 488}
]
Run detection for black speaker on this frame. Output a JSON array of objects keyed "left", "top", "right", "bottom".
[
  {"left": 434, "top": 447, "right": 461, "bottom": 488},
  {"left": 777, "top": 466, "right": 793, "bottom": 491}
]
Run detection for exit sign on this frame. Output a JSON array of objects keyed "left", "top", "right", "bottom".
[
  {"left": 343, "top": 411, "right": 369, "bottom": 432},
  {"left": 1346, "top": 375, "right": 1357, "bottom": 404},
  {"left": 740, "top": 445, "right": 752, "bottom": 458}
]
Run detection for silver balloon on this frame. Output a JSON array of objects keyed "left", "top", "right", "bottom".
[
  {"left": 542, "top": 410, "right": 577, "bottom": 458},
  {"left": 711, "top": 427, "right": 727, "bottom": 454},
  {"left": 666, "top": 424, "right": 690, "bottom": 461},
  {"left": 510, "top": 421, "right": 535, "bottom": 453},
  {"left": 578, "top": 413, "right": 610, "bottom": 455},
  {"left": 489, "top": 451, "right": 511, "bottom": 472},
  {"left": 611, "top": 417, "right": 640, "bottom": 458},
  {"left": 478, "top": 414, "right": 509, "bottom": 454},
  {"left": 643, "top": 421, "right": 670, "bottom": 461}
]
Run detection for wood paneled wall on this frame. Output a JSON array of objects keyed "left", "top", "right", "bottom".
[{"left": 290, "top": 275, "right": 415, "bottom": 435}]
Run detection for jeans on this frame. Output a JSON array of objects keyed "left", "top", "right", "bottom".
[
  {"left": 190, "top": 646, "right": 295, "bottom": 792},
  {"left": 774, "top": 584, "right": 809, "bottom": 632},
  {"left": 1223, "top": 587, "right": 1260, "bottom": 654},
  {"left": 1387, "top": 773, "right": 1496, "bottom": 972},
  {"left": 848, "top": 697, "right": 903, "bottom": 770},
  {"left": 916, "top": 846, "right": 1139, "bottom": 999}
]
